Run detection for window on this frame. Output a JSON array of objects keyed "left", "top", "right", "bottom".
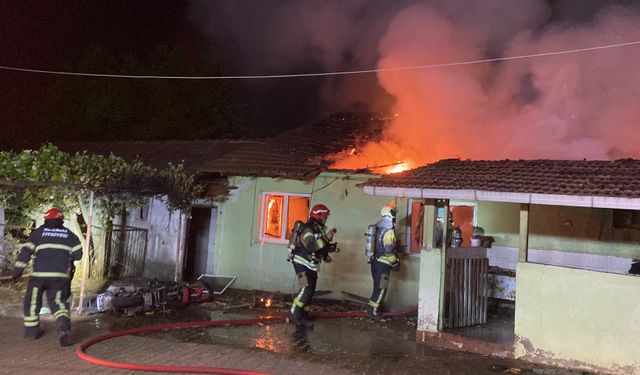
[
  {"left": 613, "top": 209, "right": 640, "bottom": 230},
  {"left": 407, "top": 200, "right": 425, "bottom": 254},
  {"left": 438, "top": 202, "right": 477, "bottom": 247},
  {"left": 260, "top": 192, "right": 310, "bottom": 242}
]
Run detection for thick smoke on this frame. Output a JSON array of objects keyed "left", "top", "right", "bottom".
[
  {"left": 377, "top": 3, "right": 640, "bottom": 165},
  {"left": 191, "top": 1, "right": 640, "bottom": 166}
]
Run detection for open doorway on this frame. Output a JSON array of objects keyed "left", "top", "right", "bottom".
[
  {"left": 442, "top": 202, "right": 515, "bottom": 352},
  {"left": 184, "top": 207, "right": 217, "bottom": 281}
]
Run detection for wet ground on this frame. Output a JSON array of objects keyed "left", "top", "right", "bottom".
[{"left": 0, "top": 283, "right": 594, "bottom": 375}]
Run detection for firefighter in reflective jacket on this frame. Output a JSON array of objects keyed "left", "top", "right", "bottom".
[
  {"left": 290, "top": 204, "right": 334, "bottom": 328},
  {"left": 12, "top": 208, "right": 82, "bottom": 346},
  {"left": 366, "top": 205, "right": 400, "bottom": 319}
]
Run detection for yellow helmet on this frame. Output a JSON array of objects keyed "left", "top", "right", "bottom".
[{"left": 380, "top": 206, "right": 396, "bottom": 219}]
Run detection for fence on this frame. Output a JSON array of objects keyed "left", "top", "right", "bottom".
[
  {"left": 444, "top": 257, "right": 488, "bottom": 328},
  {"left": 105, "top": 226, "right": 148, "bottom": 279}
]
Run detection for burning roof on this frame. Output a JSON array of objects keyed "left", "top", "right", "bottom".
[
  {"left": 363, "top": 158, "right": 640, "bottom": 204},
  {"left": 198, "top": 112, "right": 390, "bottom": 179}
]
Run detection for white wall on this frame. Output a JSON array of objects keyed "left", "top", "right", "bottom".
[
  {"left": 123, "top": 198, "right": 185, "bottom": 280},
  {"left": 488, "top": 246, "right": 632, "bottom": 274}
]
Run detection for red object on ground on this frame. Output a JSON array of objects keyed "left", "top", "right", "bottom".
[{"left": 76, "top": 306, "right": 418, "bottom": 374}]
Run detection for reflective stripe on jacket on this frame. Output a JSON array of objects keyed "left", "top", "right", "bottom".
[{"left": 16, "top": 224, "right": 82, "bottom": 278}]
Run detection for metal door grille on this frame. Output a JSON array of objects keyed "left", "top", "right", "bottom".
[
  {"left": 444, "top": 257, "right": 488, "bottom": 328},
  {"left": 105, "top": 226, "right": 147, "bottom": 279}
]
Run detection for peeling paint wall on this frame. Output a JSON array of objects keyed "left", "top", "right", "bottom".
[
  {"left": 515, "top": 262, "right": 640, "bottom": 374},
  {"left": 119, "top": 198, "right": 186, "bottom": 280},
  {"left": 213, "top": 173, "right": 421, "bottom": 309}
]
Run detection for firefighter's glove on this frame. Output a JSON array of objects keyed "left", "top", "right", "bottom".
[
  {"left": 12, "top": 267, "right": 24, "bottom": 283},
  {"left": 327, "top": 242, "right": 339, "bottom": 253},
  {"left": 391, "top": 260, "right": 401, "bottom": 272},
  {"left": 326, "top": 228, "right": 337, "bottom": 242}
]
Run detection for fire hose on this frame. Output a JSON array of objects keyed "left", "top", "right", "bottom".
[{"left": 76, "top": 306, "right": 418, "bottom": 375}]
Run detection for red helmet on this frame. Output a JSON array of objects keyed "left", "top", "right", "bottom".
[
  {"left": 310, "top": 204, "right": 330, "bottom": 220},
  {"left": 44, "top": 208, "right": 64, "bottom": 221}
]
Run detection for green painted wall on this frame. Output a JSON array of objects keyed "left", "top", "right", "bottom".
[
  {"left": 515, "top": 262, "right": 640, "bottom": 374},
  {"left": 212, "top": 173, "right": 420, "bottom": 308},
  {"left": 417, "top": 248, "right": 442, "bottom": 332},
  {"left": 475, "top": 202, "right": 640, "bottom": 258}
]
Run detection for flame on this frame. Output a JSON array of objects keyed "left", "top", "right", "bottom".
[
  {"left": 388, "top": 162, "right": 408, "bottom": 173},
  {"left": 265, "top": 298, "right": 272, "bottom": 307}
]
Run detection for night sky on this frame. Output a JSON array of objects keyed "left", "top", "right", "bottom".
[{"left": 1, "top": 1, "right": 639, "bottom": 148}]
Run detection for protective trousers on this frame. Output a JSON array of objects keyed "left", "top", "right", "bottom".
[
  {"left": 368, "top": 260, "right": 391, "bottom": 317},
  {"left": 23, "top": 277, "right": 71, "bottom": 338},
  {"left": 290, "top": 263, "right": 317, "bottom": 324}
]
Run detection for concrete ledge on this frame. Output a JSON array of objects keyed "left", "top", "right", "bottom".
[{"left": 416, "top": 330, "right": 515, "bottom": 359}]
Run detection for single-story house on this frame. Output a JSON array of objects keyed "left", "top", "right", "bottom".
[
  {"left": 35, "top": 113, "right": 426, "bottom": 310},
  {"left": 362, "top": 158, "right": 640, "bottom": 374}
]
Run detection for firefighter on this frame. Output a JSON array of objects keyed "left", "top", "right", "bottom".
[
  {"left": 366, "top": 205, "right": 400, "bottom": 319},
  {"left": 12, "top": 208, "right": 82, "bottom": 346},
  {"left": 289, "top": 203, "right": 335, "bottom": 328}
]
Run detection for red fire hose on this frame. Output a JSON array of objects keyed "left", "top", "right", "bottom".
[{"left": 76, "top": 306, "right": 417, "bottom": 374}]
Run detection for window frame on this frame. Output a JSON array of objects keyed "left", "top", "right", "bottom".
[
  {"left": 406, "top": 199, "right": 425, "bottom": 256},
  {"left": 407, "top": 200, "right": 479, "bottom": 255},
  {"left": 449, "top": 201, "right": 478, "bottom": 226},
  {"left": 258, "top": 191, "right": 311, "bottom": 244},
  {"left": 447, "top": 201, "right": 478, "bottom": 247}
]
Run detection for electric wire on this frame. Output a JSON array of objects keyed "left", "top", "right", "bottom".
[
  {"left": 1, "top": 40, "right": 639, "bottom": 80},
  {"left": 309, "top": 177, "right": 339, "bottom": 195}
]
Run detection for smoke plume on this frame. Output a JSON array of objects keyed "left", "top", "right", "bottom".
[{"left": 190, "top": 1, "right": 640, "bottom": 167}]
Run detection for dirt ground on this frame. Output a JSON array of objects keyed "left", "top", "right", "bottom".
[{"left": 0, "top": 282, "right": 594, "bottom": 375}]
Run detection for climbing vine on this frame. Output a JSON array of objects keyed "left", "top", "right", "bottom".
[{"left": 0, "top": 144, "right": 203, "bottom": 228}]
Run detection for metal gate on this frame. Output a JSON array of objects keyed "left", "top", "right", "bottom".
[
  {"left": 105, "top": 226, "right": 148, "bottom": 279},
  {"left": 444, "top": 257, "right": 488, "bottom": 328}
]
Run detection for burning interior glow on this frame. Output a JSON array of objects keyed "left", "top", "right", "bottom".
[{"left": 263, "top": 195, "right": 283, "bottom": 238}]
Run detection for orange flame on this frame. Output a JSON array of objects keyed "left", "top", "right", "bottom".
[{"left": 388, "top": 162, "right": 408, "bottom": 174}]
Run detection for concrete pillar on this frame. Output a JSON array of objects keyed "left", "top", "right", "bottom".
[
  {"left": 417, "top": 199, "right": 446, "bottom": 333},
  {"left": 519, "top": 204, "right": 530, "bottom": 262}
]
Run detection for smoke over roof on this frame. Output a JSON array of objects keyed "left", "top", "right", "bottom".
[{"left": 190, "top": 1, "right": 640, "bottom": 165}]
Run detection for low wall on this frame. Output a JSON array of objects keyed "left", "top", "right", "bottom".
[{"left": 515, "top": 262, "right": 640, "bottom": 374}]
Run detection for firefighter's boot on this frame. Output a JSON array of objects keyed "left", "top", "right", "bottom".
[
  {"left": 366, "top": 305, "right": 382, "bottom": 320},
  {"left": 57, "top": 316, "right": 72, "bottom": 347},
  {"left": 59, "top": 329, "right": 71, "bottom": 347},
  {"left": 24, "top": 327, "right": 39, "bottom": 340}
]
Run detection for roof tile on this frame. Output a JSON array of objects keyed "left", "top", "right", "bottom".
[{"left": 365, "top": 159, "right": 640, "bottom": 198}]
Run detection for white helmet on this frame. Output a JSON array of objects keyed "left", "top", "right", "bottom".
[{"left": 380, "top": 206, "right": 396, "bottom": 219}]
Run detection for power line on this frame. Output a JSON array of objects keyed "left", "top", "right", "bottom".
[{"left": 1, "top": 40, "right": 639, "bottom": 80}]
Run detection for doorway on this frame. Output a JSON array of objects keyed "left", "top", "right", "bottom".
[{"left": 184, "top": 207, "right": 217, "bottom": 281}]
